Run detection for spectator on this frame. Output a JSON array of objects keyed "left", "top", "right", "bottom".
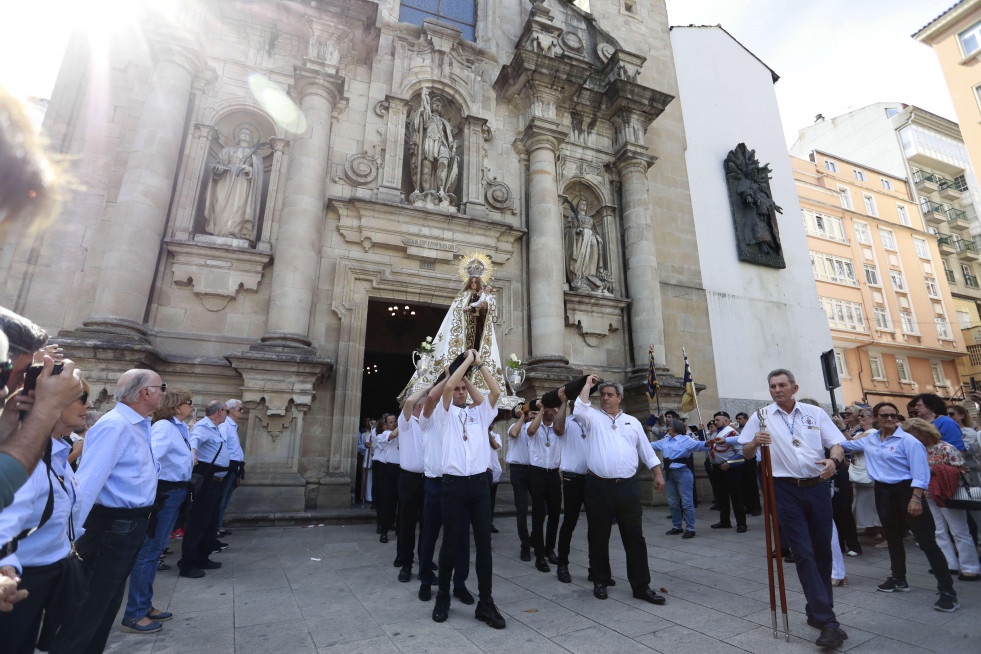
[
  {"left": 849, "top": 407, "right": 884, "bottom": 546},
  {"left": 65, "top": 410, "right": 100, "bottom": 470},
  {"left": 832, "top": 405, "right": 862, "bottom": 556},
  {"left": 911, "top": 393, "right": 965, "bottom": 452},
  {"left": 216, "top": 399, "right": 245, "bottom": 537},
  {"left": 355, "top": 417, "right": 371, "bottom": 504},
  {"left": 948, "top": 405, "right": 980, "bottom": 487}
]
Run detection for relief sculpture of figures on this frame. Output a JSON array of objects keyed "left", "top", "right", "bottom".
[
  {"left": 724, "top": 142, "right": 786, "bottom": 269},
  {"left": 204, "top": 127, "right": 265, "bottom": 240},
  {"left": 564, "top": 197, "right": 614, "bottom": 294},
  {"left": 406, "top": 88, "right": 459, "bottom": 209}
]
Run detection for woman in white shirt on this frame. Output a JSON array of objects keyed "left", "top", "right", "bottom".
[{"left": 848, "top": 407, "right": 884, "bottom": 546}]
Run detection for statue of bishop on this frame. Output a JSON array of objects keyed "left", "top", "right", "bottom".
[{"left": 204, "top": 128, "right": 264, "bottom": 240}]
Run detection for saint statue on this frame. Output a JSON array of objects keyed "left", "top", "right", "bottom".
[
  {"left": 406, "top": 88, "right": 459, "bottom": 205},
  {"left": 204, "top": 128, "right": 264, "bottom": 240},
  {"left": 724, "top": 142, "right": 785, "bottom": 268},
  {"left": 398, "top": 252, "right": 507, "bottom": 406},
  {"left": 564, "top": 197, "right": 613, "bottom": 293}
]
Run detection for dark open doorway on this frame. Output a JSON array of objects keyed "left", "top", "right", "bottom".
[{"left": 360, "top": 299, "right": 446, "bottom": 424}]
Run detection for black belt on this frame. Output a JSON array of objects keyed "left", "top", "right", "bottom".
[
  {"left": 443, "top": 472, "right": 488, "bottom": 480},
  {"left": 875, "top": 479, "right": 912, "bottom": 488},
  {"left": 88, "top": 503, "right": 156, "bottom": 520},
  {"left": 773, "top": 476, "right": 824, "bottom": 488},
  {"left": 562, "top": 471, "right": 586, "bottom": 479},
  {"left": 400, "top": 470, "right": 425, "bottom": 477},
  {"left": 587, "top": 470, "right": 631, "bottom": 484},
  {"left": 509, "top": 463, "right": 529, "bottom": 468},
  {"left": 532, "top": 465, "right": 559, "bottom": 472},
  {"left": 157, "top": 479, "right": 190, "bottom": 492}
]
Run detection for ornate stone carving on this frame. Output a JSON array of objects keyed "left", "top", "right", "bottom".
[
  {"left": 559, "top": 31, "right": 585, "bottom": 54},
  {"left": 166, "top": 239, "right": 271, "bottom": 312},
  {"left": 481, "top": 123, "right": 493, "bottom": 142},
  {"left": 405, "top": 88, "right": 460, "bottom": 210},
  {"left": 563, "top": 197, "right": 613, "bottom": 294},
  {"left": 374, "top": 100, "right": 390, "bottom": 117},
  {"left": 342, "top": 151, "right": 380, "bottom": 186},
  {"left": 483, "top": 173, "right": 514, "bottom": 213},
  {"left": 597, "top": 42, "right": 616, "bottom": 63},
  {"left": 565, "top": 292, "right": 628, "bottom": 347},
  {"left": 724, "top": 143, "right": 785, "bottom": 269},
  {"left": 203, "top": 127, "right": 265, "bottom": 240}
]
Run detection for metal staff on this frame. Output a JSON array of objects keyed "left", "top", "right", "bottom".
[{"left": 756, "top": 408, "right": 790, "bottom": 641}]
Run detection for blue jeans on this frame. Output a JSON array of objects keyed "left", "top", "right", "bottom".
[
  {"left": 124, "top": 487, "right": 187, "bottom": 620},
  {"left": 666, "top": 466, "right": 695, "bottom": 530},
  {"left": 217, "top": 469, "right": 239, "bottom": 530}
]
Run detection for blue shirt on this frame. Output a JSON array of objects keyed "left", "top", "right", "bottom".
[
  {"left": 76, "top": 403, "right": 159, "bottom": 519},
  {"left": 191, "top": 418, "right": 230, "bottom": 474},
  {"left": 839, "top": 426, "right": 930, "bottom": 489},
  {"left": 932, "top": 415, "right": 966, "bottom": 452},
  {"left": 220, "top": 417, "right": 245, "bottom": 462},
  {"left": 358, "top": 431, "right": 368, "bottom": 456},
  {"left": 0, "top": 439, "right": 81, "bottom": 572},
  {"left": 151, "top": 418, "right": 194, "bottom": 483},
  {"left": 651, "top": 433, "right": 710, "bottom": 468}
]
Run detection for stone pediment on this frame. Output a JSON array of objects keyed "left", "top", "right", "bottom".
[
  {"left": 516, "top": 0, "right": 623, "bottom": 70},
  {"left": 333, "top": 198, "right": 524, "bottom": 264}
]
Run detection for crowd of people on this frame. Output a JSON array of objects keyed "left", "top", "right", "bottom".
[{"left": 0, "top": 306, "right": 248, "bottom": 653}]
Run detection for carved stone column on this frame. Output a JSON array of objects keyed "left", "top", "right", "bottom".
[
  {"left": 377, "top": 95, "right": 410, "bottom": 203},
  {"left": 172, "top": 123, "right": 218, "bottom": 241},
  {"left": 462, "top": 115, "right": 488, "bottom": 217},
  {"left": 83, "top": 38, "right": 204, "bottom": 339},
  {"left": 522, "top": 117, "right": 570, "bottom": 367},
  {"left": 615, "top": 145, "right": 666, "bottom": 369},
  {"left": 260, "top": 67, "right": 344, "bottom": 349},
  {"left": 259, "top": 137, "right": 290, "bottom": 247}
]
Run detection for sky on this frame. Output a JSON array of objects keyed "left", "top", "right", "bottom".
[
  {"left": 663, "top": 0, "right": 961, "bottom": 146},
  {"left": 0, "top": 0, "right": 965, "bottom": 147}
]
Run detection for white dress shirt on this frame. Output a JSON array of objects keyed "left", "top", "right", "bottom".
[
  {"left": 398, "top": 414, "right": 425, "bottom": 474},
  {"left": 373, "top": 430, "right": 400, "bottom": 465},
  {"left": 506, "top": 420, "right": 530, "bottom": 465},
  {"left": 490, "top": 433, "right": 503, "bottom": 483},
  {"left": 737, "top": 401, "right": 844, "bottom": 479},
  {"left": 151, "top": 417, "right": 194, "bottom": 483},
  {"left": 559, "top": 416, "right": 589, "bottom": 474},
  {"left": 573, "top": 398, "right": 660, "bottom": 478},
  {"left": 529, "top": 421, "right": 562, "bottom": 469},
  {"left": 420, "top": 414, "right": 444, "bottom": 478},
  {"left": 432, "top": 399, "right": 495, "bottom": 476}
]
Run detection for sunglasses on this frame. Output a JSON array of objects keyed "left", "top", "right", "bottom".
[
  {"left": 145, "top": 384, "right": 167, "bottom": 393},
  {"left": 79, "top": 391, "right": 88, "bottom": 404},
  {"left": 877, "top": 413, "right": 899, "bottom": 420},
  {"left": 0, "top": 358, "right": 11, "bottom": 389}
]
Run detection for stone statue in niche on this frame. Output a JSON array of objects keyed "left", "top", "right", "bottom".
[
  {"left": 564, "top": 197, "right": 615, "bottom": 294},
  {"left": 724, "top": 143, "right": 785, "bottom": 269},
  {"left": 204, "top": 127, "right": 265, "bottom": 240},
  {"left": 406, "top": 89, "right": 459, "bottom": 209}
]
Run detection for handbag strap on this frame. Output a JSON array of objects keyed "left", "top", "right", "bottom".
[{"left": 0, "top": 441, "right": 56, "bottom": 559}]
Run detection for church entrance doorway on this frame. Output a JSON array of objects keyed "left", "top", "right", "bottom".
[{"left": 359, "top": 299, "right": 446, "bottom": 425}]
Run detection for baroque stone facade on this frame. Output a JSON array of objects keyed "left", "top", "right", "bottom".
[{"left": 1, "top": 0, "right": 719, "bottom": 513}]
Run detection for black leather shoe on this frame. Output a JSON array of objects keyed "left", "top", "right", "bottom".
[
  {"left": 215, "top": 540, "right": 228, "bottom": 549},
  {"left": 535, "top": 556, "right": 550, "bottom": 573},
  {"left": 201, "top": 560, "right": 222, "bottom": 569},
  {"left": 379, "top": 533, "right": 388, "bottom": 543},
  {"left": 432, "top": 593, "right": 450, "bottom": 622},
  {"left": 632, "top": 587, "right": 667, "bottom": 605},
  {"left": 546, "top": 550, "right": 559, "bottom": 565},
  {"left": 393, "top": 556, "right": 404, "bottom": 568},
  {"left": 587, "top": 571, "right": 615, "bottom": 586},
  {"left": 475, "top": 599, "right": 506, "bottom": 629},
  {"left": 453, "top": 586, "right": 475, "bottom": 605},
  {"left": 557, "top": 565, "right": 571, "bottom": 583},
  {"left": 593, "top": 583, "right": 608, "bottom": 600},
  {"left": 815, "top": 626, "right": 846, "bottom": 648},
  {"left": 398, "top": 567, "right": 412, "bottom": 583},
  {"left": 157, "top": 561, "right": 172, "bottom": 571},
  {"left": 736, "top": 525, "right": 747, "bottom": 533},
  {"left": 179, "top": 567, "right": 205, "bottom": 578},
  {"left": 490, "top": 524, "right": 499, "bottom": 533},
  {"left": 520, "top": 547, "right": 531, "bottom": 562},
  {"left": 710, "top": 522, "right": 732, "bottom": 529},
  {"left": 419, "top": 584, "right": 432, "bottom": 601},
  {"left": 666, "top": 528, "right": 684, "bottom": 535},
  {"left": 682, "top": 530, "right": 696, "bottom": 539}
]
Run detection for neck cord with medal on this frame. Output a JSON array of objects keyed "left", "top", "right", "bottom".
[
  {"left": 605, "top": 410, "right": 624, "bottom": 431},
  {"left": 778, "top": 408, "right": 802, "bottom": 448},
  {"left": 458, "top": 409, "right": 469, "bottom": 441},
  {"left": 542, "top": 423, "right": 552, "bottom": 447}
]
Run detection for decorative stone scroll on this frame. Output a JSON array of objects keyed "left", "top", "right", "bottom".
[{"left": 341, "top": 151, "right": 380, "bottom": 186}]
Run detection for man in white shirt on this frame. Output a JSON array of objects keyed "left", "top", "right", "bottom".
[
  {"left": 372, "top": 414, "right": 399, "bottom": 543},
  {"left": 429, "top": 349, "right": 506, "bottom": 629},
  {"left": 527, "top": 401, "right": 566, "bottom": 573},
  {"left": 708, "top": 411, "right": 748, "bottom": 533},
  {"left": 556, "top": 402, "right": 588, "bottom": 583},
  {"left": 738, "top": 368, "right": 846, "bottom": 650},
  {"left": 575, "top": 375, "right": 666, "bottom": 605},
  {"left": 216, "top": 399, "right": 245, "bottom": 536},
  {"left": 506, "top": 409, "right": 533, "bottom": 561},
  {"left": 396, "top": 386, "right": 429, "bottom": 582}
]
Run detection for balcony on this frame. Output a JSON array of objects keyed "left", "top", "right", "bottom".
[
  {"left": 921, "top": 199, "right": 948, "bottom": 226},
  {"left": 946, "top": 269, "right": 957, "bottom": 283},
  {"left": 939, "top": 178, "right": 963, "bottom": 202},
  {"left": 937, "top": 233, "right": 956, "bottom": 255},
  {"left": 955, "top": 237, "right": 978, "bottom": 261},
  {"left": 947, "top": 207, "right": 971, "bottom": 232},
  {"left": 913, "top": 168, "right": 940, "bottom": 195},
  {"left": 966, "top": 272, "right": 980, "bottom": 288}
]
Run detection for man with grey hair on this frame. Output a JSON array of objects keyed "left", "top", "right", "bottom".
[
  {"left": 55, "top": 368, "right": 165, "bottom": 647},
  {"left": 575, "top": 376, "right": 666, "bottom": 604},
  {"left": 216, "top": 399, "right": 245, "bottom": 536},
  {"left": 179, "top": 400, "right": 230, "bottom": 578}
]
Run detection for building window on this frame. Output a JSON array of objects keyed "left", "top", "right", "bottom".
[
  {"left": 838, "top": 186, "right": 853, "bottom": 210},
  {"left": 954, "top": 173, "right": 969, "bottom": 192},
  {"left": 964, "top": 263, "right": 979, "bottom": 288},
  {"left": 943, "top": 259, "right": 956, "bottom": 283},
  {"left": 925, "top": 277, "right": 940, "bottom": 298},
  {"left": 854, "top": 169, "right": 866, "bottom": 182},
  {"left": 895, "top": 357, "right": 912, "bottom": 382},
  {"left": 810, "top": 251, "right": 858, "bottom": 286},
  {"left": 864, "top": 264, "right": 880, "bottom": 286},
  {"left": 890, "top": 271, "right": 905, "bottom": 291},
  {"left": 834, "top": 348, "right": 849, "bottom": 377},
  {"left": 873, "top": 306, "right": 891, "bottom": 330},
  {"left": 820, "top": 297, "right": 866, "bottom": 332},
  {"left": 936, "top": 317, "right": 952, "bottom": 340},
  {"left": 826, "top": 160, "right": 839, "bottom": 173},
  {"left": 900, "top": 310, "right": 917, "bottom": 334},
  {"left": 912, "top": 237, "right": 928, "bottom": 259},
  {"left": 853, "top": 222, "right": 871, "bottom": 245},
  {"left": 863, "top": 194, "right": 878, "bottom": 216},
  {"left": 869, "top": 353, "right": 885, "bottom": 380},
  {"left": 959, "top": 21, "right": 981, "bottom": 57},
  {"left": 931, "top": 362, "right": 947, "bottom": 387},
  {"left": 957, "top": 309, "right": 972, "bottom": 329},
  {"left": 802, "top": 210, "right": 847, "bottom": 242},
  {"left": 969, "top": 344, "right": 981, "bottom": 367},
  {"left": 400, "top": 0, "right": 477, "bottom": 41},
  {"left": 880, "top": 229, "right": 897, "bottom": 251},
  {"left": 881, "top": 178, "right": 893, "bottom": 191},
  {"left": 897, "top": 204, "right": 911, "bottom": 227}
]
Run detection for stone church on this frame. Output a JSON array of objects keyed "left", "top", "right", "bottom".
[{"left": 2, "top": 0, "right": 729, "bottom": 513}]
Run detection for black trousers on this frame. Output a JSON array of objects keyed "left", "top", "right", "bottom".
[
  {"left": 180, "top": 476, "right": 224, "bottom": 569},
  {"left": 354, "top": 452, "right": 365, "bottom": 503},
  {"left": 530, "top": 466, "right": 561, "bottom": 555},
  {"left": 705, "top": 456, "right": 719, "bottom": 505},
  {"left": 874, "top": 480, "right": 954, "bottom": 594},
  {"left": 509, "top": 463, "right": 531, "bottom": 549},
  {"left": 489, "top": 471, "right": 498, "bottom": 519},
  {"left": 713, "top": 464, "right": 746, "bottom": 527},
  {"left": 438, "top": 473, "right": 493, "bottom": 601},
  {"left": 740, "top": 458, "right": 761, "bottom": 514},
  {"left": 52, "top": 511, "right": 150, "bottom": 654},
  {"left": 832, "top": 468, "right": 861, "bottom": 553},
  {"left": 375, "top": 462, "right": 400, "bottom": 534},
  {"left": 557, "top": 472, "right": 586, "bottom": 565},
  {"left": 396, "top": 470, "right": 426, "bottom": 567},
  {"left": 584, "top": 474, "right": 651, "bottom": 590},
  {"left": 0, "top": 559, "right": 64, "bottom": 654}
]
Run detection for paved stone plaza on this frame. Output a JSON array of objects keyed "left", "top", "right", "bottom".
[{"left": 105, "top": 506, "right": 981, "bottom": 653}]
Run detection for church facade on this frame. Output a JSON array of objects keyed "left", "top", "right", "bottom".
[{"left": 3, "top": 0, "right": 726, "bottom": 513}]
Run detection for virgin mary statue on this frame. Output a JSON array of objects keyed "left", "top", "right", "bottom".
[{"left": 399, "top": 252, "right": 510, "bottom": 406}]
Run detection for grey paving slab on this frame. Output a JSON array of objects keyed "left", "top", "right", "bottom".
[{"left": 101, "top": 505, "right": 981, "bottom": 653}]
